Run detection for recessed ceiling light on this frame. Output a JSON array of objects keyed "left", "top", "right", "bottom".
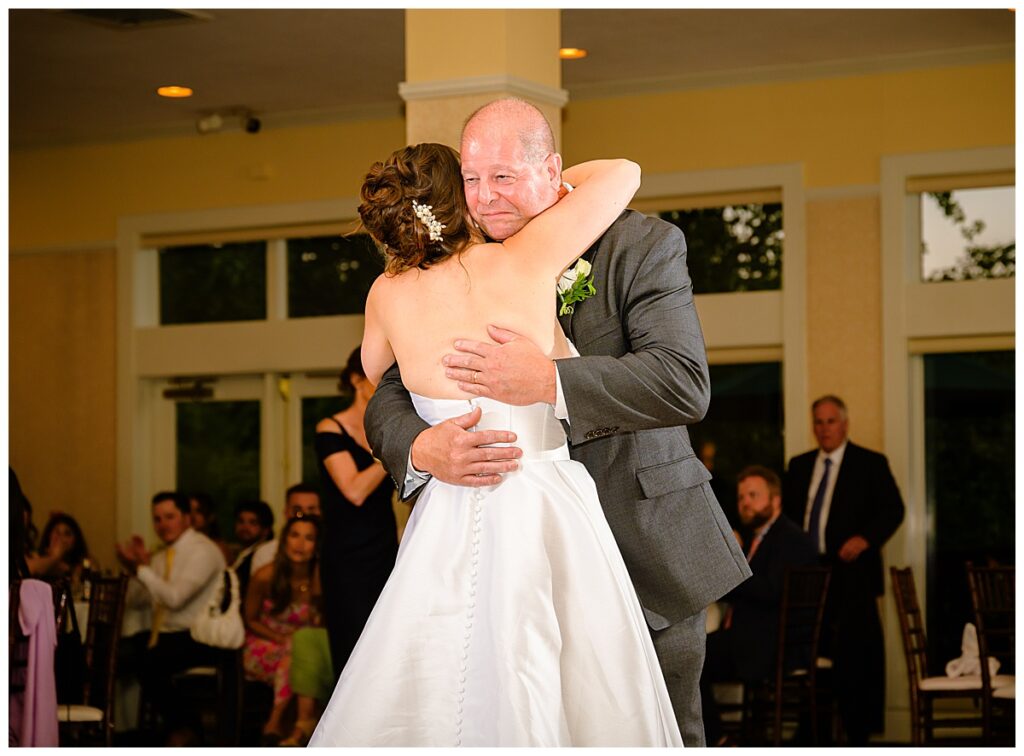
[
  {"left": 559, "top": 48, "right": 588, "bottom": 60},
  {"left": 157, "top": 85, "right": 193, "bottom": 98}
]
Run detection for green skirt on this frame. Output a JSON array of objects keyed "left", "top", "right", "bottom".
[{"left": 289, "top": 627, "right": 334, "bottom": 701}]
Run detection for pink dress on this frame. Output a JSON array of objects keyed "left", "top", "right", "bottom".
[{"left": 243, "top": 597, "right": 319, "bottom": 706}]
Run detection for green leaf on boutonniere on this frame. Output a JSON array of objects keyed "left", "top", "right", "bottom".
[{"left": 557, "top": 259, "right": 596, "bottom": 316}]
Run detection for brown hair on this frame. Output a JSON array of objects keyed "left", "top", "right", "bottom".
[
  {"left": 270, "top": 515, "right": 322, "bottom": 615},
  {"left": 337, "top": 344, "right": 365, "bottom": 395},
  {"left": 736, "top": 465, "right": 782, "bottom": 498},
  {"left": 358, "top": 143, "right": 478, "bottom": 275}
]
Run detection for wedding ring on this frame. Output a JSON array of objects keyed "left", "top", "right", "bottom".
[{"left": 471, "top": 370, "right": 479, "bottom": 384}]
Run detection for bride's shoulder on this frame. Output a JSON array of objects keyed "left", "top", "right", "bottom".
[{"left": 368, "top": 270, "right": 410, "bottom": 299}]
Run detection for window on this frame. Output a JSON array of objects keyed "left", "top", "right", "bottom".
[
  {"left": 690, "top": 361, "right": 784, "bottom": 526},
  {"left": 287, "top": 233, "right": 383, "bottom": 318},
  {"left": 159, "top": 241, "right": 267, "bottom": 324},
  {"left": 919, "top": 185, "right": 1014, "bottom": 282},
  {"left": 659, "top": 203, "right": 783, "bottom": 294},
  {"left": 176, "top": 398, "right": 262, "bottom": 531},
  {"left": 923, "top": 350, "right": 1014, "bottom": 673}
]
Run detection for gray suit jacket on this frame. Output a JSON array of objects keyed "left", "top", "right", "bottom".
[{"left": 366, "top": 209, "right": 750, "bottom": 630}]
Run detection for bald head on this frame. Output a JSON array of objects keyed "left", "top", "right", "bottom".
[
  {"left": 461, "top": 98, "right": 555, "bottom": 164},
  {"left": 458, "top": 98, "right": 563, "bottom": 240}
]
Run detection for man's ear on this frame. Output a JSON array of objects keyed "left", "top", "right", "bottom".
[{"left": 545, "top": 152, "right": 563, "bottom": 189}]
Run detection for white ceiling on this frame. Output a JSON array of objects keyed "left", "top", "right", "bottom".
[{"left": 9, "top": 8, "right": 1014, "bottom": 149}]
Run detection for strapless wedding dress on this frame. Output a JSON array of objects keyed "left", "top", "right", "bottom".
[{"left": 309, "top": 395, "right": 682, "bottom": 747}]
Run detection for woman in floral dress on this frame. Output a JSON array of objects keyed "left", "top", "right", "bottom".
[{"left": 243, "top": 515, "right": 323, "bottom": 744}]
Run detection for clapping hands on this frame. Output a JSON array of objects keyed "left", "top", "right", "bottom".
[{"left": 115, "top": 535, "right": 150, "bottom": 573}]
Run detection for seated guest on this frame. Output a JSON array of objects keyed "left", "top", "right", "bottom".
[
  {"left": 10, "top": 469, "right": 68, "bottom": 580},
  {"left": 243, "top": 515, "right": 323, "bottom": 745},
  {"left": 286, "top": 626, "right": 333, "bottom": 746},
  {"left": 250, "top": 483, "right": 321, "bottom": 574},
  {"left": 700, "top": 465, "right": 817, "bottom": 747},
  {"left": 37, "top": 512, "right": 98, "bottom": 592},
  {"left": 116, "top": 491, "right": 226, "bottom": 741},
  {"left": 231, "top": 499, "right": 275, "bottom": 602},
  {"left": 189, "top": 492, "right": 233, "bottom": 563}
]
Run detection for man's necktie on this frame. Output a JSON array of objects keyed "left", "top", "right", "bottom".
[
  {"left": 745, "top": 532, "right": 765, "bottom": 563},
  {"left": 807, "top": 458, "right": 832, "bottom": 553},
  {"left": 148, "top": 545, "right": 175, "bottom": 649}
]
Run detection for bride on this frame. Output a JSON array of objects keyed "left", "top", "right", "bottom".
[{"left": 309, "top": 142, "right": 682, "bottom": 747}]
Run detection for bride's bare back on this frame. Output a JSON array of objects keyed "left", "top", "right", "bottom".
[
  {"left": 361, "top": 156, "right": 640, "bottom": 398},
  {"left": 367, "top": 242, "right": 572, "bottom": 399}
]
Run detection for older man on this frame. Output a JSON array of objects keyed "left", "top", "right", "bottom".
[
  {"left": 783, "top": 395, "right": 904, "bottom": 745},
  {"left": 365, "top": 98, "right": 749, "bottom": 745}
]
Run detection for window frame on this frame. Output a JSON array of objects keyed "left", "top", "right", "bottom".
[
  {"left": 632, "top": 163, "right": 808, "bottom": 460},
  {"left": 116, "top": 198, "right": 363, "bottom": 538},
  {"left": 880, "top": 146, "right": 1014, "bottom": 737}
]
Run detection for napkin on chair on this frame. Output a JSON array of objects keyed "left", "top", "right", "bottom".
[{"left": 945, "top": 622, "right": 1000, "bottom": 678}]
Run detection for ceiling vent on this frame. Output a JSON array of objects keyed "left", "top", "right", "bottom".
[{"left": 60, "top": 9, "right": 212, "bottom": 31}]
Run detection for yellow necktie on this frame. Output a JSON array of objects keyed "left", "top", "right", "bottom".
[{"left": 147, "top": 545, "right": 175, "bottom": 648}]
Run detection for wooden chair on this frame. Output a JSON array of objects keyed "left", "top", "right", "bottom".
[
  {"left": 57, "top": 573, "right": 130, "bottom": 746},
  {"left": 744, "top": 566, "right": 832, "bottom": 745},
  {"left": 965, "top": 562, "right": 1015, "bottom": 745},
  {"left": 170, "top": 648, "right": 245, "bottom": 745},
  {"left": 890, "top": 566, "right": 988, "bottom": 745}
]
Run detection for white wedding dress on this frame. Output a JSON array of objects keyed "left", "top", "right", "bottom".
[{"left": 309, "top": 394, "right": 682, "bottom": 747}]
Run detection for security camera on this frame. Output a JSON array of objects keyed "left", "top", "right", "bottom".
[
  {"left": 196, "top": 113, "right": 223, "bottom": 134},
  {"left": 245, "top": 116, "right": 262, "bottom": 134}
]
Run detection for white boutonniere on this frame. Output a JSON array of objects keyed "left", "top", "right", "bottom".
[{"left": 557, "top": 258, "right": 596, "bottom": 316}]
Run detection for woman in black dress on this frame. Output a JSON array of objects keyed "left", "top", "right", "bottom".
[{"left": 315, "top": 346, "right": 397, "bottom": 683}]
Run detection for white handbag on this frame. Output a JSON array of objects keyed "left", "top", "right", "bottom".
[{"left": 190, "top": 568, "right": 245, "bottom": 650}]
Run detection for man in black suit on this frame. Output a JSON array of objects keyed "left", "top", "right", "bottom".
[
  {"left": 783, "top": 395, "right": 905, "bottom": 745},
  {"left": 700, "top": 465, "right": 817, "bottom": 746}
]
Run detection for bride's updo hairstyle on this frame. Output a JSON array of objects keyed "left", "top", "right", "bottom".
[{"left": 359, "top": 143, "right": 475, "bottom": 275}]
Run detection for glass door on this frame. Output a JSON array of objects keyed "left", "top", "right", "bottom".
[
  {"left": 154, "top": 374, "right": 266, "bottom": 538},
  {"left": 285, "top": 373, "right": 347, "bottom": 491}
]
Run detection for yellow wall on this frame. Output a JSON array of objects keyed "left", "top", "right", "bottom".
[
  {"left": 562, "top": 62, "right": 1013, "bottom": 186},
  {"left": 8, "top": 58, "right": 1013, "bottom": 569},
  {"left": 10, "top": 116, "right": 406, "bottom": 250},
  {"left": 10, "top": 249, "right": 118, "bottom": 566}
]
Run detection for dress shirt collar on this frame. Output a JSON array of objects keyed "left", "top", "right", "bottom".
[
  {"left": 162, "top": 526, "right": 197, "bottom": 551},
  {"left": 817, "top": 439, "right": 848, "bottom": 468}
]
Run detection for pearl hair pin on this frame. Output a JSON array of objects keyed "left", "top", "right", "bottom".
[{"left": 412, "top": 200, "right": 445, "bottom": 242}]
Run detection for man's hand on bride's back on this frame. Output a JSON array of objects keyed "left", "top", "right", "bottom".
[
  {"left": 442, "top": 325, "right": 557, "bottom": 406},
  {"left": 410, "top": 406, "right": 522, "bottom": 488}
]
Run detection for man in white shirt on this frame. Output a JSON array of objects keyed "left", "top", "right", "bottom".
[
  {"left": 250, "top": 483, "right": 321, "bottom": 574},
  {"left": 117, "top": 491, "right": 225, "bottom": 741},
  {"left": 783, "top": 396, "right": 904, "bottom": 745}
]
